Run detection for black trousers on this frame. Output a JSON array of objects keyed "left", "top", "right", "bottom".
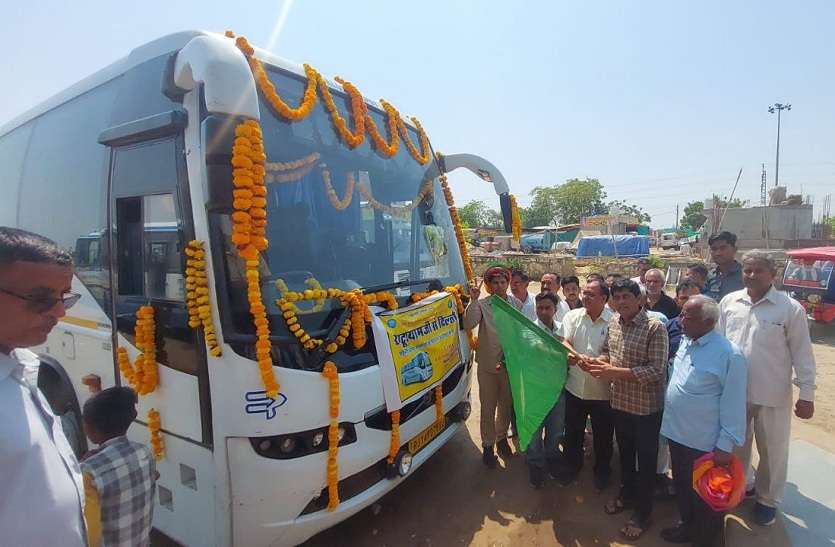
[
  {"left": 669, "top": 440, "right": 725, "bottom": 547},
  {"left": 613, "top": 409, "right": 662, "bottom": 524},
  {"left": 562, "top": 391, "right": 614, "bottom": 479}
]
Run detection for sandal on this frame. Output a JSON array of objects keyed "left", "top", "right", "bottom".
[
  {"left": 620, "top": 517, "right": 651, "bottom": 541},
  {"left": 604, "top": 496, "right": 627, "bottom": 515}
]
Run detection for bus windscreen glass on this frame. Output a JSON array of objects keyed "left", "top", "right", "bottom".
[{"left": 213, "top": 65, "right": 466, "bottom": 352}]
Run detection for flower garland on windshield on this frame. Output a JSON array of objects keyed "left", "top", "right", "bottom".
[
  {"left": 231, "top": 118, "right": 279, "bottom": 398},
  {"left": 436, "top": 153, "right": 474, "bottom": 283},
  {"left": 321, "top": 168, "right": 355, "bottom": 210},
  {"left": 276, "top": 288, "right": 399, "bottom": 353},
  {"left": 266, "top": 152, "right": 320, "bottom": 172},
  {"left": 228, "top": 32, "right": 432, "bottom": 165}
]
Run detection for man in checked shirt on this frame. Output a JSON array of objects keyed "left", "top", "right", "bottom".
[
  {"left": 81, "top": 387, "right": 157, "bottom": 547},
  {"left": 582, "top": 278, "right": 669, "bottom": 541}
]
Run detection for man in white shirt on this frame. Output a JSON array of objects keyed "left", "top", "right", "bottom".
[
  {"left": 509, "top": 269, "right": 538, "bottom": 321},
  {"left": 0, "top": 226, "right": 86, "bottom": 546},
  {"left": 718, "top": 250, "right": 817, "bottom": 527},
  {"left": 538, "top": 271, "right": 570, "bottom": 322},
  {"left": 526, "top": 292, "right": 566, "bottom": 488},
  {"left": 631, "top": 257, "right": 652, "bottom": 288},
  {"left": 556, "top": 279, "right": 615, "bottom": 491}
]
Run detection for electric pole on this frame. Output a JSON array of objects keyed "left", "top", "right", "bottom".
[
  {"left": 675, "top": 203, "right": 679, "bottom": 230},
  {"left": 768, "top": 102, "right": 791, "bottom": 187},
  {"left": 760, "top": 163, "right": 767, "bottom": 205}
]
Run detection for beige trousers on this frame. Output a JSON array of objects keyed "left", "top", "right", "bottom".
[
  {"left": 477, "top": 367, "right": 513, "bottom": 448},
  {"left": 736, "top": 403, "right": 792, "bottom": 508}
]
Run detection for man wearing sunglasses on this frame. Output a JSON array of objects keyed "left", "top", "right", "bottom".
[{"left": 0, "top": 226, "right": 86, "bottom": 546}]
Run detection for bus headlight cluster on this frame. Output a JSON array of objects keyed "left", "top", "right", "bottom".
[
  {"left": 808, "top": 294, "right": 822, "bottom": 304},
  {"left": 250, "top": 423, "right": 357, "bottom": 460}
]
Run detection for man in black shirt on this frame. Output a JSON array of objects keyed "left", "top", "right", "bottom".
[{"left": 644, "top": 268, "right": 679, "bottom": 319}]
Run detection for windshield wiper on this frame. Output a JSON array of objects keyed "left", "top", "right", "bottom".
[{"left": 359, "top": 278, "right": 443, "bottom": 294}]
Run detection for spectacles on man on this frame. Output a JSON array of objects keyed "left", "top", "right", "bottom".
[{"left": 0, "top": 286, "right": 81, "bottom": 313}]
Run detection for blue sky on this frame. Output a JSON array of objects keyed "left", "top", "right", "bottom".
[{"left": 2, "top": 1, "right": 833, "bottom": 228}]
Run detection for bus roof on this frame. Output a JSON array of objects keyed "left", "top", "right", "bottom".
[{"left": 1, "top": 31, "right": 414, "bottom": 137}]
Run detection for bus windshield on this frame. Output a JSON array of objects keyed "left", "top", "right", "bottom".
[{"left": 213, "top": 64, "right": 466, "bottom": 345}]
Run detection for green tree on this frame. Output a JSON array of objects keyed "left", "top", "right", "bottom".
[
  {"left": 528, "top": 178, "right": 608, "bottom": 226},
  {"left": 680, "top": 201, "right": 706, "bottom": 231},
  {"left": 484, "top": 209, "right": 504, "bottom": 230},
  {"left": 680, "top": 195, "right": 747, "bottom": 231},
  {"left": 458, "top": 200, "right": 492, "bottom": 228},
  {"left": 607, "top": 200, "right": 651, "bottom": 223}
]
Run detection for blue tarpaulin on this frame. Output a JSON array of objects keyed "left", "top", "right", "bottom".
[{"left": 576, "top": 235, "right": 650, "bottom": 257}]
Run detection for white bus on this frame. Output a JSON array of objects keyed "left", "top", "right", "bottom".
[{"left": 0, "top": 31, "right": 513, "bottom": 546}]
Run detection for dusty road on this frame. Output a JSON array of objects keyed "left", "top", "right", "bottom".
[{"left": 304, "top": 324, "right": 835, "bottom": 547}]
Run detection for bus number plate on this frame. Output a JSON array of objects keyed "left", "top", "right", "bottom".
[{"left": 408, "top": 418, "right": 446, "bottom": 454}]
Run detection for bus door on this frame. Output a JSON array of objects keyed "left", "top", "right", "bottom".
[{"left": 103, "top": 120, "right": 212, "bottom": 447}]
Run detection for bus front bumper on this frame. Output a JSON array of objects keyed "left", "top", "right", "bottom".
[{"left": 228, "top": 418, "right": 464, "bottom": 547}]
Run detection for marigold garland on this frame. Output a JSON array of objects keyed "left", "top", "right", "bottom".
[
  {"left": 436, "top": 153, "right": 474, "bottom": 282},
  {"left": 232, "top": 118, "right": 279, "bottom": 398},
  {"left": 266, "top": 152, "right": 320, "bottom": 172},
  {"left": 395, "top": 114, "right": 432, "bottom": 165},
  {"left": 231, "top": 119, "right": 269, "bottom": 255},
  {"left": 275, "top": 277, "right": 326, "bottom": 315},
  {"left": 148, "top": 408, "right": 165, "bottom": 461},
  {"left": 277, "top": 288, "right": 398, "bottom": 353},
  {"left": 356, "top": 178, "right": 433, "bottom": 218},
  {"left": 509, "top": 194, "right": 522, "bottom": 241},
  {"left": 134, "top": 306, "right": 158, "bottom": 395},
  {"left": 230, "top": 33, "right": 432, "bottom": 165},
  {"left": 434, "top": 384, "right": 444, "bottom": 424},
  {"left": 321, "top": 167, "right": 355, "bottom": 210},
  {"left": 116, "top": 346, "right": 137, "bottom": 386},
  {"left": 387, "top": 410, "right": 401, "bottom": 465},
  {"left": 365, "top": 99, "right": 400, "bottom": 157},
  {"left": 185, "top": 240, "right": 221, "bottom": 357},
  {"left": 322, "top": 361, "right": 341, "bottom": 510},
  {"left": 264, "top": 161, "right": 317, "bottom": 184}
]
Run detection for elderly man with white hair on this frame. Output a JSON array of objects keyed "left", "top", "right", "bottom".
[
  {"left": 718, "top": 250, "right": 817, "bottom": 527},
  {"left": 644, "top": 268, "right": 679, "bottom": 319},
  {"left": 660, "top": 295, "right": 747, "bottom": 546}
]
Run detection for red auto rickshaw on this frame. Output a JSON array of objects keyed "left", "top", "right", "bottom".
[{"left": 783, "top": 247, "right": 835, "bottom": 323}]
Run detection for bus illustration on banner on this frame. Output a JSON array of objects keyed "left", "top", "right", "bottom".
[{"left": 401, "top": 352, "right": 434, "bottom": 385}]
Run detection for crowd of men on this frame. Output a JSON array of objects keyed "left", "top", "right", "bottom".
[{"left": 464, "top": 231, "right": 818, "bottom": 545}]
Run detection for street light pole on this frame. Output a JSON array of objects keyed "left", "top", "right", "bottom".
[{"left": 768, "top": 102, "right": 791, "bottom": 188}]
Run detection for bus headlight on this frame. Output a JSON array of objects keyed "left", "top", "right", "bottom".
[
  {"left": 250, "top": 423, "right": 357, "bottom": 460},
  {"left": 279, "top": 437, "right": 297, "bottom": 454},
  {"left": 808, "top": 294, "right": 822, "bottom": 304}
]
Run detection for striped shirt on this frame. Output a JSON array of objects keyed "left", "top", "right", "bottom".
[
  {"left": 601, "top": 310, "right": 669, "bottom": 415},
  {"left": 81, "top": 436, "right": 156, "bottom": 547}
]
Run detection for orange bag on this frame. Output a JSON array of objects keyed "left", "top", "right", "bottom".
[{"left": 692, "top": 452, "right": 746, "bottom": 512}]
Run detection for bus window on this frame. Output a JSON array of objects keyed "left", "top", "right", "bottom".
[{"left": 111, "top": 138, "right": 202, "bottom": 380}]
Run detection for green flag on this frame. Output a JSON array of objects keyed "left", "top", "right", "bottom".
[{"left": 490, "top": 295, "right": 568, "bottom": 452}]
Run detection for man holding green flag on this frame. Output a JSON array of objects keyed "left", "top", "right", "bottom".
[{"left": 491, "top": 293, "right": 570, "bottom": 488}]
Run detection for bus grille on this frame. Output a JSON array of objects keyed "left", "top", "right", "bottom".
[{"left": 363, "top": 364, "right": 465, "bottom": 431}]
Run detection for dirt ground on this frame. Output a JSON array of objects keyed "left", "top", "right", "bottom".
[{"left": 305, "top": 306, "right": 835, "bottom": 547}]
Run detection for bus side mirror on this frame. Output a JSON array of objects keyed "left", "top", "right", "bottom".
[{"left": 499, "top": 193, "right": 512, "bottom": 234}]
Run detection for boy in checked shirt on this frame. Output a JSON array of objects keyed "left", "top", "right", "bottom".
[{"left": 81, "top": 387, "right": 157, "bottom": 547}]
